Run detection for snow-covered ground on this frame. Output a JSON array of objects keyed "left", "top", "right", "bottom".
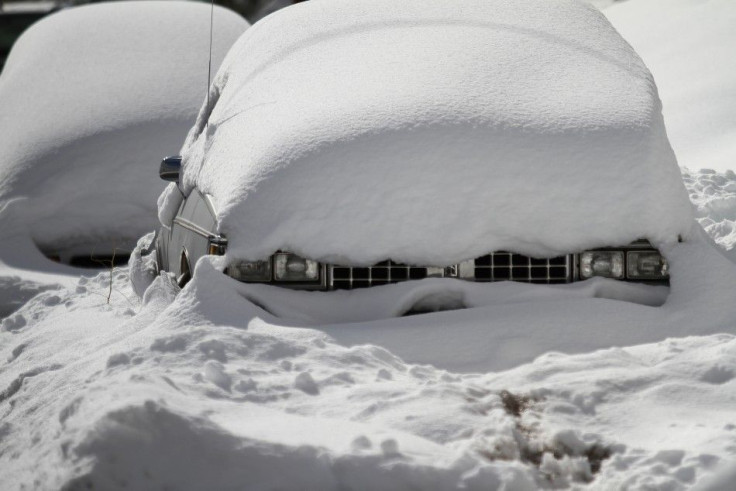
[
  {"left": 1, "top": 179, "right": 736, "bottom": 488},
  {"left": 1, "top": 1, "right": 736, "bottom": 489}
]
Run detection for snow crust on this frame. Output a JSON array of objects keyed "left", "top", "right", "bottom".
[
  {"left": 0, "top": 2, "right": 247, "bottom": 255},
  {"left": 604, "top": 0, "right": 736, "bottom": 173},
  {"left": 177, "top": 0, "right": 694, "bottom": 265}
]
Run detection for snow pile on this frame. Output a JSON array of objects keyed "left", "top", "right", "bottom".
[
  {"left": 2, "top": 229, "right": 736, "bottom": 488},
  {"left": 172, "top": 0, "right": 693, "bottom": 265},
  {"left": 604, "top": 0, "right": 736, "bottom": 173},
  {"left": 0, "top": 2, "right": 247, "bottom": 256},
  {"left": 682, "top": 168, "right": 736, "bottom": 259}
]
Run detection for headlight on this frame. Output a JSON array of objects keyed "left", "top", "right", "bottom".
[
  {"left": 627, "top": 251, "right": 669, "bottom": 279},
  {"left": 274, "top": 253, "right": 320, "bottom": 282},
  {"left": 227, "top": 259, "right": 271, "bottom": 282},
  {"left": 580, "top": 251, "right": 624, "bottom": 279}
]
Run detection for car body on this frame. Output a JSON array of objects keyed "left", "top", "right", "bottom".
[
  {"left": 157, "top": 175, "right": 671, "bottom": 291},
  {"left": 155, "top": 0, "right": 692, "bottom": 300},
  {"left": 0, "top": 1, "right": 247, "bottom": 268}
]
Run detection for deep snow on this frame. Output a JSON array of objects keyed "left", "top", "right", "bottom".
[
  {"left": 1, "top": 0, "right": 735, "bottom": 489},
  {"left": 1, "top": 168, "right": 736, "bottom": 489},
  {"left": 173, "top": 0, "right": 693, "bottom": 266},
  {"left": 0, "top": 2, "right": 247, "bottom": 257}
]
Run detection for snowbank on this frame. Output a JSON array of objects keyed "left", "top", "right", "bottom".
[
  {"left": 604, "top": 0, "right": 736, "bottom": 173},
  {"left": 175, "top": 0, "right": 693, "bottom": 265},
  {"left": 0, "top": 1, "right": 247, "bottom": 256},
  {"left": 2, "top": 229, "right": 736, "bottom": 488}
]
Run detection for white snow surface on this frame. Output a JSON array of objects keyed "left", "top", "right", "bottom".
[
  {"left": 0, "top": 2, "right": 247, "bottom": 255},
  {"left": 603, "top": 0, "right": 736, "bottom": 173},
  {"left": 1, "top": 169, "right": 736, "bottom": 489},
  {"left": 174, "top": 0, "right": 694, "bottom": 265}
]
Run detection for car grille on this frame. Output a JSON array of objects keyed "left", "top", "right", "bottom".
[
  {"left": 329, "top": 254, "right": 571, "bottom": 290},
  {"left": 330, "top": 260, "right": 429, "bottom": 290},
  {"left": 474, "top": 253, "right": 571, "bottom": 284}
]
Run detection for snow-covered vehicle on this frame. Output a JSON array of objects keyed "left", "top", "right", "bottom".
[
  {"left": 155, "top": 0, "right": 692, "bottom": 296},
  {"left": 0, "top": 1, "right": 247, "bottom": 267}
]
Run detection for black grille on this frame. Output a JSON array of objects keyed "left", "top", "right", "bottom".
[
  {"left": 331, "top": 260, "right": 428, "bottom": 290},
  {"left": 474, "top": 253, "right": 570, "bottom": 284},
  {"left": 329, "top": 254, "right": 572, "bottom": 289}
]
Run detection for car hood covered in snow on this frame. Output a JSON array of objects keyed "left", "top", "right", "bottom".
[
  {"left": 170, "top": 0, "right": 694, "bottom": 265},
  {"left": 0, "top": 1, "right": 247, "bottom": 256}
]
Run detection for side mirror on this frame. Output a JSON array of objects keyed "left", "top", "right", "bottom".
[{"left": 159, "top": 155, "right": 182, "bottom": 182}]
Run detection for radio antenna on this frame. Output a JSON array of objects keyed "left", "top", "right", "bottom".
[{"left": 206, "top": 0, "right": 215, "bottom": 128}]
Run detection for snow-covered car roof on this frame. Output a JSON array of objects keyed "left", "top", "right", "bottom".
[
  {"left": 173, "top": 0, "right": 694, "bottom": 266},
  {"left": 0, "top": 1, "right": 248, "bottom": 256}
]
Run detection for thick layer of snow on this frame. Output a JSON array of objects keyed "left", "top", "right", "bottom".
[
  {"left": 174, "top": 0, "right": 693, "bottom": 265},
  {"left": 604, "top": 0, "right": 736, "bottom": 173},
  {"left": 0, "top": 2, "right": 247, "bottom": 255}
]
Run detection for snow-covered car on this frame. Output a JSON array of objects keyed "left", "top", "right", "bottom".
[
  {"left": 0, "top": 1, "right": 247, "bottom": 267},
  {"left": 155, "top": 0, "right": 693, "bottom": 299}
]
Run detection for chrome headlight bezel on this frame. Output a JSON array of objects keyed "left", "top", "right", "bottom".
[
  {"left": 626, "top": 251, "right": 669, "bottom": 280},
  {"left": 578, "top": 241, "right": 669, "bottom": 282},
  {"left": 226, "top": 253, "right": 323, "bottom": 285},
  {"left": 226, "top": 258, "right": 272, "bottom": 282},
  {"left": 580, "top": 251, "right": 625, "bottom": 279},
  {"left": 273, "top": 252, "right": 321, "bottom": 282}
]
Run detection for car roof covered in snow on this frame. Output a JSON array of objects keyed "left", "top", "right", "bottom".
[
  {"left": 0, "top": 1, "right": 248, "bottom": 255},
  {"left": 172, "top": 0, "right": 694, "bottom": 265}
]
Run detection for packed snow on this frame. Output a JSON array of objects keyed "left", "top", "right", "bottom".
[
  {"left": 0, "top": 2, "right": 247, "bottom": 257},
  {"left": 603, "top": 0, "right": 736, "bottom": 174},
  {"left": 172, "top": 0, "right": 693, "bottom": 266}
]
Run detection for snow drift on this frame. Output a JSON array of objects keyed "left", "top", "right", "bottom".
[
  {"left": 173, "top": 0, "right": 694, "bottom": 266},
  {"left": 0, "top": 1, "right": 247, "bottom": 257}
]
